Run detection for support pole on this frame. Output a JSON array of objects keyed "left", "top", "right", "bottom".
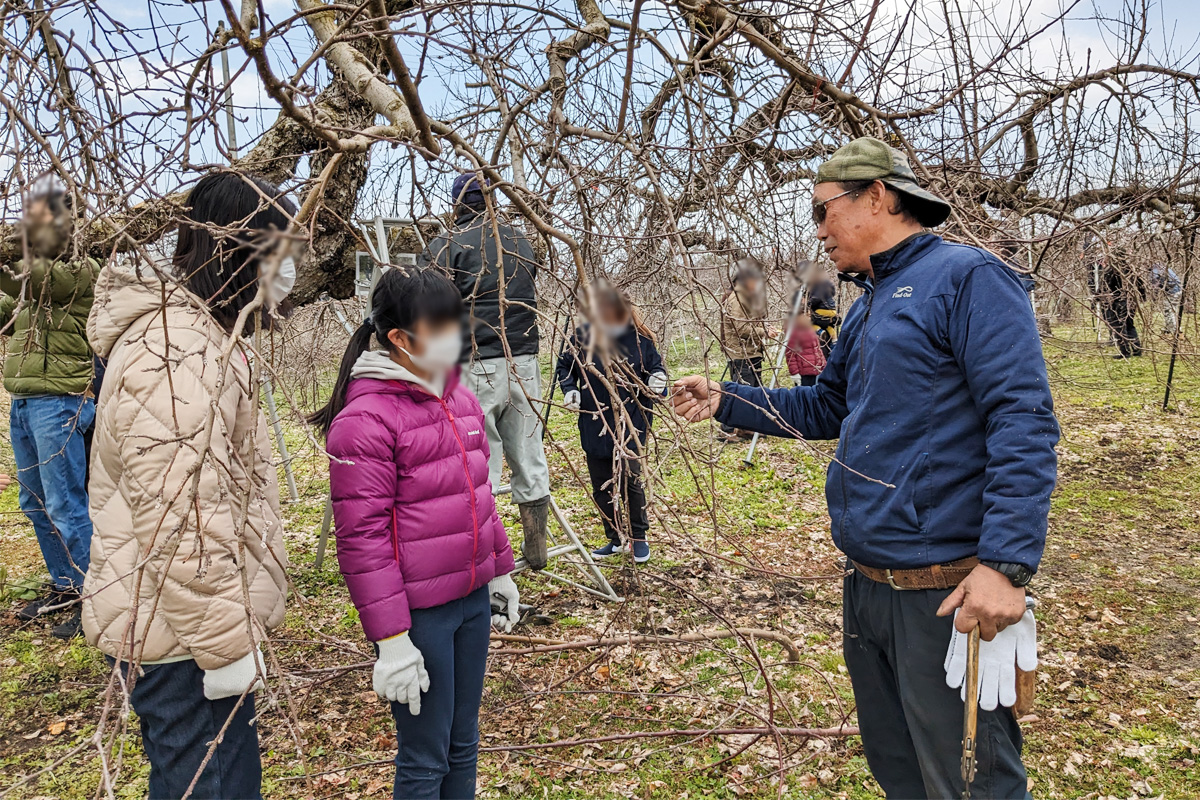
[
  {"left": 218, "top": 23, "right": 238, "bottom": 159},
  {"left": 264, "top": 378, "right": 299, "bottom": 502},
  {"left": 221, "top": 22, "right": 299, "bottom": 503},
  {"left": 1162, "top": 225, "right": 1197, "bottom": 411},
  {"left": 744, "top": 286, "right": 807, "bottom": 465}
]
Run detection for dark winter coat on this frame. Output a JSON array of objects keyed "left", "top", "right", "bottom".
[
  {"left": 717, "top": 234, "right": 1059, "bottom": 573},
  {"left": 422, "top": 208, "right": 540, "bottom": 361},
  {"left": 554, "top": 325, "right": 666, "bottom": 458}
]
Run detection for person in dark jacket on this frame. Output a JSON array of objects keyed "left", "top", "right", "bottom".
[
  {"left": 1098, "top": 246, "right": 1144, "bottom": 358},
  {"left": 673, "top": 138, "right": 1059, "bottom": 799},
  {"left": 423, "top": 174, "right": 552, "bottom": 570},
  {"left": 0, "top": 190, "right": 97, "bottom": 639},
  {"left": 555, "top": 283, "right": 666, "bottom": 563},
  {"left": 802, "top": 261, "right": 840, "bottom": 359}
]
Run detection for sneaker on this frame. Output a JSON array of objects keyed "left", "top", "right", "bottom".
[
  {"left": 592, "top": 542, "right": 624, "bottom": 558},
  {"left": 630, "top": 540, "right": 650, "bottom": 564},
  {"left": 51, "top": 609, "right": 82, "bottom": 640},
  {"left": 16, "top": 587, "right": 78, "bottom": 621}
]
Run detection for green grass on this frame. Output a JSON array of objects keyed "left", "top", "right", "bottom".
[{"left": 2, "top": 319, "right": 1200, "bottom": 797}]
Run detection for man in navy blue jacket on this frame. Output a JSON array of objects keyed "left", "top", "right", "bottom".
[{"left": 674, "top": 138, "right": 1058, "bottom": 799}]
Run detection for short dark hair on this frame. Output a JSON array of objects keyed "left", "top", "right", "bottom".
[
  {"left": 838, "top": 179, "right": 918, "bottom": 224},
  {"left": 173, "top": 172, "right": 297, "bottom": 334}
]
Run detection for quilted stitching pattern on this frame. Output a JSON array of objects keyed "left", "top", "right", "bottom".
[{"left": 81, "top": 261, "right": 288, "bottom": 669}]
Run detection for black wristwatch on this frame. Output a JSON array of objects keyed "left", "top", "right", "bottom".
[{"left": 979, "top": 560, "right": 1034, "bottom": 587}]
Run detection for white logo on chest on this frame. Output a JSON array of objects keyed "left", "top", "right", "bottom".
[
  {"left": 467, "top": 429, "right": 481, "bottom": 436},
  {"left": 892, "top": 285, "right": 913, "bottom": 299}
]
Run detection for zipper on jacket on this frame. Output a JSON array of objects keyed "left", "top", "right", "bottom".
[
  {"left": 392, "top": 507, "right": 401, "bottom": 565},
  {"left": 438, "top": 397, "right": 481, "bottom": 585},
  {"left": 839, "top": 279, "right": 875, "bottom": 547}
]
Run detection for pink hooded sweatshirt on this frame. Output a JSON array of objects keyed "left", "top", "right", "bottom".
[{"left": 326, "top": 352, "right": 514, "bottom": 642}]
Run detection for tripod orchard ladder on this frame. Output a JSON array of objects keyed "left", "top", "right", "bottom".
[{"left": 493, "top": 483, "right": 622, "bottom": 602}]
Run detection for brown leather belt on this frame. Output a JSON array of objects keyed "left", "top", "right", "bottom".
[{"left": 851, "top": 557, "right": 979, "bottom": 590}]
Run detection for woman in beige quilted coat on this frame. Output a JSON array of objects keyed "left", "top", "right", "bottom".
[{"left": 83, "top": 172, "right": 294, "bottom": 800}]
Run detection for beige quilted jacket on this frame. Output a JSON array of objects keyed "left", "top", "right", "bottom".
[{"left": 82, "top": 260, "right": 288, "bottom": 669}]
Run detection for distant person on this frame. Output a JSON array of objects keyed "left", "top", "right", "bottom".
[
  {"left": 802, "top": 261, "right": 840, "bottom": 360},
  {"left": 83, "top": 173, "right": 293, "bottom": 799},
  {"left": 423, "top": 174, "right": 552, "bottom": 570},
  {"left": 785, "top": 303, "right": 825, "bottom": 386},
  {"left": 673, "top": 137, "right": 1058, "bottom": 799},
  {"left": 0, "top": 190, "right": 97, "bottom": 639},
  {"left": 313, "top": 266, "right": 519, "bottom": 800},
  {"left": 556, "top": 283, "right": 667, "bottom": 563},
  {"left": 1149, "top": 262, "right": 1182, "bottom": 334},
  {"left": 719, "top": 257, "right": 771, "bottom": 441},
  {"left": 1099, "top": 246, "right": 1144, "bottom": 358}
]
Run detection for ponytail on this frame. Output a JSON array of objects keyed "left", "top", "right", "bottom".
[{"left": 309, "top": 320, "right": 375, "bottom": 437}]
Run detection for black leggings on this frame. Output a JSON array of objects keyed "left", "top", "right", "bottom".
[{"left": 585, "top": 453, "right": 649, "bottom": 545}]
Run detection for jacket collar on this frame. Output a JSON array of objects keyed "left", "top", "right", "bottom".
[
  {"left": 454, "top": 206, "right": 485, "bottom": 225},
  {"left": 345, "top": 363, "right": 462, "bottom": 404},
  {"left": 351, "top": 350, "right": 449, "bottom": 398},
  {"left": 837, "top": 232, "right": 940, "bottom": 292},
  {"left": 869, "top": 232, "right": 939, "bottom": 279}
]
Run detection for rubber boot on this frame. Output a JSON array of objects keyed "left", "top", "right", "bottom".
[{"left": 518, "top": 497, "right": 550, "bottom": 571}]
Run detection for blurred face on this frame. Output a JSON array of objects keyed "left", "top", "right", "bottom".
[
  {"left": 389, "top": 318, "right": 463, "bottom": 377},
  {"left": 741, "top": 277, "right": 762, "bottom": 296},
  {"left": 23, "top": 198, "right": 69, "bottom": 257},
  {"left": 598, "top": 301, "right": 631, "bottom": 339}
]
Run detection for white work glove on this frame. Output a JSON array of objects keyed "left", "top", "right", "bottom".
[
  {"left": 944, "top": 600, "right": 1038, "bottom": 711},
  {"left": 489, "top": 573, "right": 521, "bottom": 633},
  {"left": 373, "top": 633, "right": 430, "bottom": 715},
  {"left": 647, "top": 371, "right": 668, "bottom": 394},
  {"left": 203, "top": 648, "right": 266, "bottom": 701},
  {"left": 563, "top": 389, "right": 582, "bottom": 411}
]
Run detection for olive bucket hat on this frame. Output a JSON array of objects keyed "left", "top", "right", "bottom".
[{"left": 815, "top": 137, "right": 952, "bottom": 228}]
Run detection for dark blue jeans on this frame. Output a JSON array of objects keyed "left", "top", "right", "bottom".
[
  {"left": 843, "top": 570, "right": 1031, "bottom": 799},
  {"left": 11, "top": 395, "right": 94, "bottom": 590},
  {"left": 117, "top": 658, "right": 262, "bottom": 800},
  {"left": 391, "top": 585, "right": 491, "bottom": 800}
]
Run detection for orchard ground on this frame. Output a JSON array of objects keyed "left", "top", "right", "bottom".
[{"left": 1, "top": 322, "right": 1198, "bottom": 800}]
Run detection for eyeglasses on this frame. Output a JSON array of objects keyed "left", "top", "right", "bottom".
[{"left": 810, "top": 187, "right": 863, "bottom": 225}]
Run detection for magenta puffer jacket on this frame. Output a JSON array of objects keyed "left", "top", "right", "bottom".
[{"left": 326, "top": 369, "right": 515, "bottom": 641}]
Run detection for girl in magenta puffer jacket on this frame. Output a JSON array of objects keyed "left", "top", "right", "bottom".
[{"left": 310, "top": 267, "right": 518, "bottom": 800}]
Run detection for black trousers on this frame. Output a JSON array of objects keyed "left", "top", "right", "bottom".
[
  {"left": 723, "top": 358, "right": 763, "bottom": 433},
  {"left": 842, "top": 570, "right": 1030, "bottom": 799},
  {"left": 584, "top": 452, "right": 648, "bottom": 545},
  {"left": 1100, "top": 296, "right": 1142, "bottom": 357},
  {"left": 117, "top": 658, "right": 262, "bottom": 800}
]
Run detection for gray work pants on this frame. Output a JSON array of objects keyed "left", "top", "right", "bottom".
[
  {"left": 843, "top": 569, "right": 1031, "bottom": 799},
  {"left": 464, "top": 354, "right": 551, "bottom": 504}
]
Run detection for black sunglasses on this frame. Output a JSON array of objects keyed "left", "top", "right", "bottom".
[{"left": 811, "top": 186, "right": 864, "bottom": 225}]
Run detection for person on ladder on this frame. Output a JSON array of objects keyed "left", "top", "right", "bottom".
[
  {"left": 555, "top": 281, "right": 667, "bottom": 563},
  {"left": 423, "top": 173, "right": 552, "bottom": 569}
]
